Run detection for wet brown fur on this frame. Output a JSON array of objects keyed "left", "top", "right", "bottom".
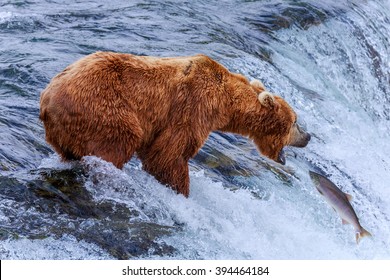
[{"left": 40, "top": 51, "right": 306, "bottom": 197}]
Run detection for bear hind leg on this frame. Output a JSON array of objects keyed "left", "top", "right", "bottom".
[
  {"left": 87, "top": 114, "right": 144, "bottom": 169},
  {"left": 91, "top": 130, "right": 142, "bottom": 169}
]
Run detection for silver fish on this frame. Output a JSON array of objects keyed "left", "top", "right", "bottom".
[{"left": 309, "top": 170, "right": 372, "bottom": 244}]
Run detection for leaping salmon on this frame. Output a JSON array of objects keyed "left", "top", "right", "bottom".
[{"left": 309, "top": 170, "right": 372, "bottom": 244}]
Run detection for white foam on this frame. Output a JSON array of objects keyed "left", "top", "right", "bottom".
[
  {"left": 0, "top": 235, "right": 112, "bottom": 260},
  {"left": 159, "top": 172, "right": 366, "bottom": 259},
  {"left": 38, "top": 154, "right": 75, "bottom": 170},
  {"left": 0, "top": 11, "right": 13, "bottom": 22},
  {"left": 78, "top": 157, "right": 384, "bottom": 259}
]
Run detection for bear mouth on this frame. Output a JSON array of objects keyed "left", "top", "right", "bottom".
[{"left": 277, "top": 149, "right": 286, "bottom": 165}]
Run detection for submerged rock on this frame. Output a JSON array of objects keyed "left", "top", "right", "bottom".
[
  {"left": 246, "top": 2, "right": 330, "bottom": 33},
  {"left": 0, "top": 166, "right": 178, "bottom": 259}
]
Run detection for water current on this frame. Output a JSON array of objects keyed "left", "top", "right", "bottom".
[{"left": 0, "top": 0, "right": 389, "bottom": 259}]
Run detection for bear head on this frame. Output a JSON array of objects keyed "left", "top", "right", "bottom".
[{"left": 251, "top": 83, "right": 311, "bottom": 165}]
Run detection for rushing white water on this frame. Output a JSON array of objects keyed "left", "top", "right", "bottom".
[{"left": 0, "top": 0, "right": 389, "bottom": 259}]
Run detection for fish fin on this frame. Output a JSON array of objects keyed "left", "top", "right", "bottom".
[
  {"left": 341, "top": 219, "right": 349, "bottom": 225},
  {"left": 355, "top": 227, "right": 372, "bottom": 244},
  {"left": 317, "top": 188, "right": 324, "bottom": 196},
  {"left": 344, "top": 193, "right": 353, "bottom": 202}
]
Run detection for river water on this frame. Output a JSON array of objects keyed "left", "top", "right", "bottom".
[{"left": 0, "top": 0, "right": 389, "bottom": 259}]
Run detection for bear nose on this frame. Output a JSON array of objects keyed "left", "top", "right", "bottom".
[{"left": 306, "top": 133, "right": 311, "bottom": 142}]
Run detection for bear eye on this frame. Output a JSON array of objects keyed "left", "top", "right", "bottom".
[{"left": 293, "top": 115, "right": 298, "bottom": 125}]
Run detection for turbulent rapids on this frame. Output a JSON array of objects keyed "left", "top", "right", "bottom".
[{"left": 0, "top": 0, "right": 389, "bottom": 259}]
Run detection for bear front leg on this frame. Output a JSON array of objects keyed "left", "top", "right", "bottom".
[
  {"left": 142, "top": 156, "right": 190, "bottom": 197},
  {"left": 137, "top": 127, "right": 200, "bottom": 197}
]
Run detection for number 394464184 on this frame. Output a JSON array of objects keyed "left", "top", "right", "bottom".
[{"left": 215, "top": 267, "right": 269, "bottom": 276}]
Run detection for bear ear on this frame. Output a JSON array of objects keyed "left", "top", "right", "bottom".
[
  {"left": 258, "top": 91, "right": 276, "bottom": 108},
  {"left": 250, "top": 79, "right": 266, "bottom": 92}
]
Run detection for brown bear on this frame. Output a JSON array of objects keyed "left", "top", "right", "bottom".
[{"left": 40, "top": 51, "right": 310, "bottom": 197}]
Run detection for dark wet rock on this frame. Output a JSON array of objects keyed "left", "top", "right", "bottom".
[
  {"left": 194, "top": 146, "right": 252, "bottom": 177},
  {"left": 0, "top": 228, "right": 19, "bottom": 241},
  {"left": 280, "top": 3, "right": 329, "bottom": 30},
  {"left": 55, "top": 219, "right": 177, "bottom": 259},
  {"left": 192, "top": 137, "right": 295, "bottom": 193},
  {"left": 246, "top": 2, "right": 330, "bottom": 33},
  {"left": 0, "top": 167, "right": 178, "bottom": 259}
]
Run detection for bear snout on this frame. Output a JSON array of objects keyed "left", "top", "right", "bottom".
[
  {"left": 299, "top": 132, "right": 311, "bottom": 147},
  {"left": 289, "top": 124, "right": 311, "bottom": 148}
]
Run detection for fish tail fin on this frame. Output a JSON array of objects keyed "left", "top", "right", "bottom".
[
  {"left": 344, "top": 193, "right": 353, "bottom": 202},
  {"left": 356, "top": 227, "right": 372, "bottom": 244}
]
